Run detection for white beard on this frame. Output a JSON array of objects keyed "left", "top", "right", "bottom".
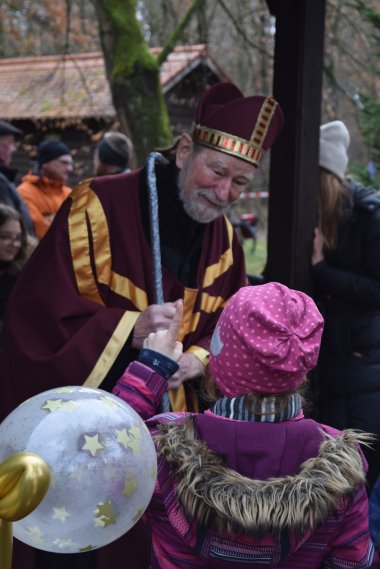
[{"left": 178, "top": 167, "right": 228, "bottom": 224}]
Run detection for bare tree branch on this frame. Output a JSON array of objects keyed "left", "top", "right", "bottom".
[
  {"left": 157, "top": 0, "right": 206, "bottom": 65},
  {"left": 215, "top": 0, "right": 272, "bottom": 58}
]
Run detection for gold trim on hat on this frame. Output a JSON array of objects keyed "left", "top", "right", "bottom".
[
  {"left": 250, "top": 97, "right": 278, "bottom": 149},
  {"left": 193, "top": 96, "right": 278, "bottom": 166}
]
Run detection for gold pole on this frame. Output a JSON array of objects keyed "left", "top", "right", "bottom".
[
  {"left": 0, "top": 518, "right": 12, "bottom": 569},
  {"left": 0, "top": 453, "right": 51, "bottom": 569}
]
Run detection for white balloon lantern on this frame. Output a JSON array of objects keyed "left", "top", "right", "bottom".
[{"left": 0, "top": 386, "right": 157, "bottom": 554}]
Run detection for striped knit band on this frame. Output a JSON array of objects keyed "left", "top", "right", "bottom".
[{"left": 210, "top": 392, "right": 302, "bottom": 422}]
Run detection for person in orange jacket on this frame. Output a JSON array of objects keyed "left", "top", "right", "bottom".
[{"left": 17, "top": 140, "right": 73, "bottom": 239}]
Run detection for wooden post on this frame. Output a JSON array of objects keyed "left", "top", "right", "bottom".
[{"left": 265, "top": 0, "right": 326, "bottom": 293}]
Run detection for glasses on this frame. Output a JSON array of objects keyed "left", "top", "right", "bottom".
[{"left": 0, "top": 233, "right": 22, "bottom": 244}]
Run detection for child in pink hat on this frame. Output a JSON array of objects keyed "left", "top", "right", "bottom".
[{"left": 113, "top": 282, "right": 374, "bottom": 569}]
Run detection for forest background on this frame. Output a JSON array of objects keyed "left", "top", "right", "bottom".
[{"left": 0, "top": 0, "right": 379, "bottom": 274}]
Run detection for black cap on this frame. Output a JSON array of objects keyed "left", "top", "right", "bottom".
[
  {"left": 37, "top": 140, "right": 71, "bottom": 167},
  {"left": 98, "top": 137, "right": 130, "bottom": 169},
  {"left": 0, "top": 120, "right": 22, "bottom": 136}
]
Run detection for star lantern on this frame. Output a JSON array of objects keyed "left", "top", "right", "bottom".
[{"left": 0, "top": 386, "right": 157, "bottom": 556}]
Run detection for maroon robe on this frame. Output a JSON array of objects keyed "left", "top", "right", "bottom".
[{"left": 1, "top": 165, "right": 246, "bottom": 568}]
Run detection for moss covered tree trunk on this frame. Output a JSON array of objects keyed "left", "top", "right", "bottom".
[{"left": 93, "top": 0, "right": 172, "bottom": 166}]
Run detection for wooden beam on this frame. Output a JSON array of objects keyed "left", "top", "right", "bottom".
[
  {"left": 266, "top": 0, "right": 297, "bottom": 17},
  {"left": 265, "top": 0, "right": 326, "bottom": 293}
]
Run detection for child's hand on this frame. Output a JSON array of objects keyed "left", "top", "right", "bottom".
[{"left": 143, "top": 300, "right": 183, "bottom": 362}]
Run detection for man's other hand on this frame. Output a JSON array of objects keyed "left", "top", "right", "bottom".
[
  {"left": 132, "top": 301, "right": 181, "bottom": 349},
  {"left": 167, "top": 352, "right": 206, "bottom": 389}
]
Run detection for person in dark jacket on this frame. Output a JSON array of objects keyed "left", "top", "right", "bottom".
[
  {"left": 0, "top": 120, "right": 34, "bottom": 235},
  {"left": 311, "top": 120, "right": 380, "bottom": 492}
]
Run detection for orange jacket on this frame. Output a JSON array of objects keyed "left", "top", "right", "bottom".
[{"left": 17, "top": 173, "right": 72, "bottom": 239}]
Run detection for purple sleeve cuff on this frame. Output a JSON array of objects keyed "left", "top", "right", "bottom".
[{"left": 127, "top": 361, "right": 168, "bottom": 401}]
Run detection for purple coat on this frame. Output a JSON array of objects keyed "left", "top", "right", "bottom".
[{"left": 112, "top": 361, "right": 374, "bottom": 569}]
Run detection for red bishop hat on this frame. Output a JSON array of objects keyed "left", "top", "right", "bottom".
[{"left": 192, "top": 82, "right": 284, "bottom": 167}]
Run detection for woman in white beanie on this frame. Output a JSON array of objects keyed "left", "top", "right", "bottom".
[{"left": 311, "top": 120, "right": 380, "bottom": 493}]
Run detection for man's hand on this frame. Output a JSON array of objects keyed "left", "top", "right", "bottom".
[
  {"left": 143, "top": 301, "right": 183, "bottom": 362},
  {"left": 311, "top": 227, "right": 325, "bottom": 265},
  {"left": 132, "top": 301, "right": 181, "bottom": 349},
  {"left": 167, "top": 352, "right": 206, "bottom": 390}
]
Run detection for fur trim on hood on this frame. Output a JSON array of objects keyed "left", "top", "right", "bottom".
[{"left": 155, "top": 420, "right": 372, "bottom": 538}]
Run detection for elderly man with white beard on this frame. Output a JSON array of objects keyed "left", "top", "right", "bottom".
[
  {"left": 3, "top": 81, "right": 284, "bottom": 416},
  {"left": 2, "top": 81, "right": 284, "bottom": 569}
]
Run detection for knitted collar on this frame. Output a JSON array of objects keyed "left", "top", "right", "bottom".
[{"left": 210, "top": 393, "right": 302, "bottom": 422}]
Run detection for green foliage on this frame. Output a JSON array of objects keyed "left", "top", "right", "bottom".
[
  {"left": 351, "top": 2, "right": 380, "bottom": 189},
  {"left": 243, "top": 235, "right": 267, "bottom": 276},
  {"left": 350, "top": 160, "right": 380, "bottom": 189},
  {"left": 349, "top": 1, "right": 380, "bottom": 29},
  {"left": 353, "top": 93, "right": 380, "bottom": 188}
]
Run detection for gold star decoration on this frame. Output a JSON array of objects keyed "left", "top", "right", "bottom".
[
  {"left": 129, "top": 425, "right": 142, "bottom": 440},
  {"left": 127, "top": 425, "right": 142, "bottom": 455},
  {"left": 94, "top": 516, "right": 105, "bottom": 528},
  {"left": 55, "top": 387, "right": 75, "bottom": 394},
  {"left": 114, "top": 428, "right": 131, "bottom": 450},
  {"left": 102, "top": 512, "right": 117, "bottom": 527},
  {"left": 122, "top": 476, "right": 137, "bottom": 497},
  {"left": 100, "top": 396, "right": 120, "bottom": 408},
  {"left": 114, "top": 425, "right": 142, "bottom": 455},
  {"left": 61, "top": 400, "right": 76, "bottom": 413},
  {"left": 26, "top": 525, "right": 44, "bottom": 545},
  {"left": 79, "top": 545, "right": 95, "bottom": 552},
  {"left": 53, "top": 537, "right": 75, "bottom": 548},
  {"left": 52, "top": 506, "right": 70, "bottom": 522},
  {"left": 41, "top": 399, "right": 64, "bottom": 412},
  {"left": 96, "top": 500, "right": 114, "bottom": 519},
  {"left": 94, "top": 499, "right": 118, "bottom": 527},
  {"left": 82, "top": 434, "right": 104, "bottom": 456}
]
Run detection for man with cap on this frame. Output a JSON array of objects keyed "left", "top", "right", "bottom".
[
  {"left": 17, "top": 139, "right": 73, "bottom": 239},
  {"left": 1, "top": 82, "right": 283, "bottom": 569},
  {"left": 3, "top": 81, "right": 283, "bottom": 413},
  {"left": 94, "top": 131, "right": 133, "bottom": 176},
  {"left": 0, "top": 119, "right": 34, "bottom": 234}
]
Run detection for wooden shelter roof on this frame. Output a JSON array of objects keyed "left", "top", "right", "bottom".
[{"left": 0, "top": 44, "right": 228, "bottom": 121}]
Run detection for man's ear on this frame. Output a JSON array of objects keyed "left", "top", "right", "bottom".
[{"left": 175, "top": 133, "right": 193, "bottom": 170}]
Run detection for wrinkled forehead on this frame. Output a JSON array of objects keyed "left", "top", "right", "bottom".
[{"left": 199, "top": 146, "right": 256, "bottom": 178}]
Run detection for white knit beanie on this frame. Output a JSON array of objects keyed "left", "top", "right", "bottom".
[{"left": 319, "top": 120, "right": 350, "bottom": 181}]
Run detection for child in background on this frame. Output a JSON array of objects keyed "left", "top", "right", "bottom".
[{"left": 113, "top": 282, "right": 374, "bottom": 569}]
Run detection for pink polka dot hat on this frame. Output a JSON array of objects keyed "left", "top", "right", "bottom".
[{"left": 209, "top": 282, "right": 324, "bottom": 396}]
